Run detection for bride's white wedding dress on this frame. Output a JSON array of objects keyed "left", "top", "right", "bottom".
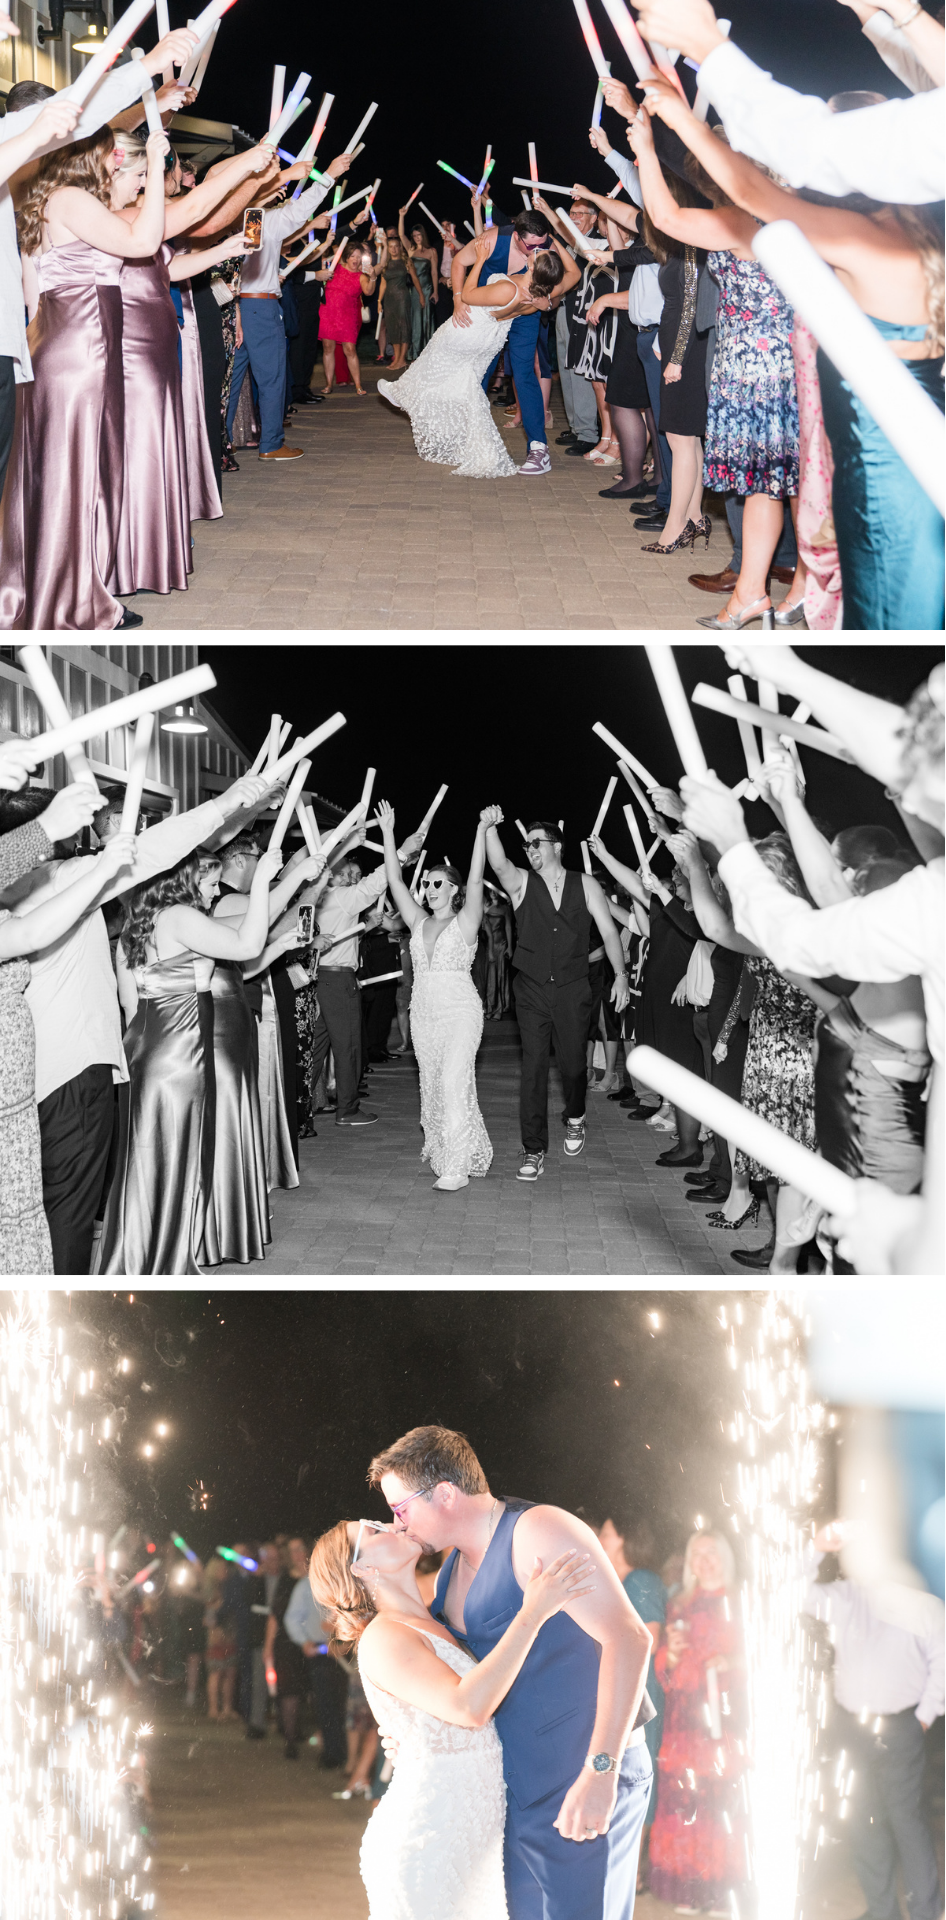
[
  {"left": 378, "top": 275, "right": 519, "bottom": 478},
  {"left": 409, "top": 916, "right": 492, "bottom": 1182},
  {"left": 359, "top": 1628, "right": 509, "bottom": 1919}
]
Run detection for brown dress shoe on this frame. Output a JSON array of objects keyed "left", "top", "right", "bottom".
[
  {"left": 259, "top": 445, "right": 304, "bottom": 461},
  {"left": 770, "top": 565, "right": 794, "bottom": 586},
  {"left": 689, "top": 565, "right": 737, "bottom": 593}
]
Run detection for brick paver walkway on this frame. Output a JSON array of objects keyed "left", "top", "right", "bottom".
[
  {"left": 221, "top": 1023, "right": 769, "bottom": 1277},
  {"left": 138, "top": 362, "right": 790, "bottom": 632}
]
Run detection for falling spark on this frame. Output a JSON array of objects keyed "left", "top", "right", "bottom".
[{"left": 0, "top": 1294, "right": 155, "bottom": 1918}]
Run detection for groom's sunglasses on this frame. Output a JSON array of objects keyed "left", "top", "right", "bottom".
[
  {"left": 387, "top": 1486, "right": 434, "bottom": 1524},
  {"left": 522, "top": 838, "right": 554, "bottom": 852}
]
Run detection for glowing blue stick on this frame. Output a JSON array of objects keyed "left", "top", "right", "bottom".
[
  {"left": 592, "top": 60, "right": 610, "bottom": 127},
  {"left": 437, "top": 159, "right": 476, "bottom": 190}
]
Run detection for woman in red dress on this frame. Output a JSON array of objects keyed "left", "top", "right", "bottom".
[
  {"left": 316, "top": 241, "right": 379, "bottom": 395},
  {"left": 649, "top": 1530, "right": 749, "bottom": 1914}
]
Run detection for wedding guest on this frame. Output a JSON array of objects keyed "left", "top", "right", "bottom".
[
  {"left": 315, "top": 241, "right": 378, "bottom": 396},
  {"left": 552, "top": 198, "right": 604, "bottom": 456},
  {"left": 203, "top": 1558, "right": 239, "bottom": 1721},
  {"left": 379, "top": 231, "right": 416, "bottom": 374},
  {"left": 600, "top": 1515, "right": 667, "bottom": 1890},
  {"left": 399, "top": 210, "right": 438, "bottom": 362},
  {"left": 195, "top": 852, "right": 270, "bottom": 1269},
  {"left": 263, "top": 1534, "right": 310, "bottom": 1758}
]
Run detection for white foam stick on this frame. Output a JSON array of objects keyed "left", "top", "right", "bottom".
[
  {"left": 646, "top": 835, "right": 660, "bottom": 863},
  {"left": 464, "top": 219, "right": 477, "bottom": 234},
  {"left": 570, "top": 0, "right": 611, "bottom": 76},
  {"left": 628, "top": 1045, "right": 856, "bottom": 1215},
  {"left": 592, "top": 721, "right": 657, "bottom": 791},
  {"left": 18, "top": 659, "right": 216, "bottom": 773},
  {"left": 553, "top": 204, "right": 608, "bottom": 254},
  {"left": 360, "top": 841, "right": 385, "bottom": 856},
  {"left": 691, "top": 685, "right": 850, "bottom": 762},
  {"left": 349, "top": 141, "right": 365, "bottom": 161},
  {"left": 119, "top": 713, "right": 155, "bottom": 834},
  {"left": 129, "top": 54, "right": 164, "bottom": 134},
  {"left": 357, "top": 970, "right": 403, "bottom": 988},
  {"left": 178, "top": 14, "right": 217, "bottom": 87},
  {"left": 591, "top": 775, "right": 618, "bottom": 840},
  {"left": 265, "top": 71, "right": 312, "bottom": 151},
  {"left": 599, "top": 0, "right": 655, "bottom": 82},
  {"left": 279, "top": 232, "right": 332, "bottom": 279},
  {"left": 154, "top": 0, "right": 173, "bottom": 80},
  {"left": 329, "top": 184, "right": 373, "bottom": 217},
  {"left": 296, "top": 798, "right": 322, "bottom": 856},
  {"left": 726, "top": 673, "right": 763, "bottom": 783},
  {"left": 513, "top": 175, "right": 594, "bottom": 195},
  {"left": 519, "top": 193, "right": 531, "bottom": 212},
  {"left": 418, "top": 201, "right": 445, "bottom": 237},
  {"left": 263, "top": 712, "right": 347, "bottom": 787},
  {"left": 264, "top": 714, "right": 282, "bottom": 767},
  {"left": 318, "top": 800, "right": 370, "bottom": 863},
  {"left": 754, "top": 220, "right": 945, "bottom": 515},
  {"left": 374, "top": 308, "right": 383, "bottom": 338},
  {"left": 269, "top": 759, "right": 312, "bottom": 850},
  {"left": 580, "top": 840, "right": 592, "bottom": 875},
  {"left": 248, "top": 736, "right": 270, "bottom": 776},
  {"left": 296, "top": 92, "right": 334, "bottom": 163},
  {"left": 694, "top": 16, "right": 728, "bottom": 119},
  {"left": 706, "top": 1663, "right": 722, "bottom": 1741},
  {"left": 269, "top": 63, "right": 285, "bottom": 128},
  {"left": 416, "top": 784, "right": 448, "bottom": 838},
  {"left": 411, "top": 851, "right": 427, "bottom": 896},
  {"left": 404, "top": 182, "right": 423, "bottom": 208},
  {"left": 528, "top": 140, "right": 538, "bottom": 184},
  {"left": 514, "top": 818, "right": 527, "bottom": 839},
  {"left": 65, "top": 0, "right": 155, "bottom": 105},
  {"left": 321, "top": 921, "right": 366, "bottom": 953},
  {"left": 616, "top": 758, "right": 656, "bottom": 823},
  {"left": 756, "top": 677, "right": 781, "bottom": 757},
  {"left": 189, "top": 0, "right": 238, "bottom": 39},
  {"left": 190, "top": 15, "right": 220, "bottom": 91},
  {"left": 18, "top": 646, "right": 102, "bottom": 793},
  {"left": 623, "top": 802, "right": 653, "bottom": 879},
  {"left": 345, "top": 101, "right": 378, "bottom": 154},
  {"left": 645, "top": 645, "right": 708, "bottom": 777},
  {"left": 360, "top": 767, "right": 377, "bottom": 814}
]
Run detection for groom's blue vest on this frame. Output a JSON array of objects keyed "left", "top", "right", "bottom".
[{"left": 432, "top": 1498, "right": 654, "bottom": 1811}]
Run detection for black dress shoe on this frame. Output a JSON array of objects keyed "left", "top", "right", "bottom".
[
  {"left": 556, "top": 429, "right": 578, "bottom": 445},
  {"left": 116, "top": 606, "right": 144, "bottom": 628},
  {"left": 686, "top": 1181, "right": 730, "bottom": 1203},
  {"left": 731, "top": 1241, "right": 775, "bottom": 1270},
  {"left": 600, "top": 478, "right": 656, "bottom": 500},
  {"left": 634, "top": 514, "right": 667, "bottom": 533},
  {"left": 655, "top": 1147, "right": 704, "bottom": 1168},
  {"left": 685, "top": 1169, "right": 717, "bottom": 1185},
  {"left": 565, "top": 441, "right": 598, "bottom": 456}
]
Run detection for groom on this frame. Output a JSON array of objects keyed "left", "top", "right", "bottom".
[
  {"left": 449, "top": 208, "right": 579, "bottom": 476},
  {"left": 369, "top": 1425, "right": 655, "bottom": 1920}
]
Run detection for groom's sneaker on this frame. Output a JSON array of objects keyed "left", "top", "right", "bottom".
[
  {"left": 518, "top": 443, "right": 551, "bottom": 476},
  {"left": 517, "top": 1150, "right": 545, "bottom": 1181},
  {"left": 563, "top": 1117, "right": 586, "bottom": 1158}
]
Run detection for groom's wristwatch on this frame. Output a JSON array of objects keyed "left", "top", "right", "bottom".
[{"left": 585, "top": 1752, "right": 620, "bottom": 1775}]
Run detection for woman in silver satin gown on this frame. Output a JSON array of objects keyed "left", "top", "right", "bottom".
[
  {"left": 194, "top": 855, "right": 270, "bottom": 1269},
  {"left": 96, "top": 847, "right": 282, "bottom": 1277}
]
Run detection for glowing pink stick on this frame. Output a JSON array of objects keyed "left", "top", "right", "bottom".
[
  {"left": 404, "top": 181, "right": 423, "bottom": 208},
  {"left": 570, "top": 0, "right": 610, "bottom": 76},
  {"left": 599, "top": 0, "right": 655, "bottom": 82}
]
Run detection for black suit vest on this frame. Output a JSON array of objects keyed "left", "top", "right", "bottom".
[{"left": 512, "top": 870, "right": 591, "bottom": 987}]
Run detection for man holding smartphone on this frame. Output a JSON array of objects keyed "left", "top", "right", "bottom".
[{"left": 226, "top": 145, "right": 356, "bottom": 463}]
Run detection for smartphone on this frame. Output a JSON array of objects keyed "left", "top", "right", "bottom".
[
  {"left": 242, "top": 206, "right": 263, "bottom": 251},
  {"left": 297, "top": 904, "right": 314, "bottom": 943}
]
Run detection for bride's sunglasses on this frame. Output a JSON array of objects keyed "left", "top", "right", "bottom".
[{"left": 352, "top": 1519, "right": 394, "bottom": 1565}]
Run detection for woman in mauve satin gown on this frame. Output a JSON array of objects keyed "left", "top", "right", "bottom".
[
  {"left": 0, "top": 127, "right": 170, "bottom": 631},
  {"left": 97, "top": 847, "right": 282, "bottom": 1278}
]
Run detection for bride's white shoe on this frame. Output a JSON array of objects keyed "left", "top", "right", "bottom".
[{"left": 433, "top": 1174, "right": 469, "bottom": 1191}]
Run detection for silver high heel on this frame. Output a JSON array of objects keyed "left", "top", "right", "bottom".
[
  {"left": 695, "top": 596, "right": 775, "bottom": 631},
  {"left": 774, "top": 598, "right": 808, "bottom": 628}
]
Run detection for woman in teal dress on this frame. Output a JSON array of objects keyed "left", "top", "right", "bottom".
[
  {"left": 600, "top": 1515, "right": 667, "bottom": 1889},
  {"left": 400, "top": 211, "right": 438, "bottom": 363},
  {"left": 639, "top": 76, "right": 945, "bottom": 631}
]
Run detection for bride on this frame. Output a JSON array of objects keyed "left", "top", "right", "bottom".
[
  {"left": 377, "top": 800, "right": 494, "bottom": 1191},
  {"left": 377, "top": 231, "right": 564, "bottom": 478},
  {"left": 308, "top": 1518, "right": 593, "bottom": 1920}
]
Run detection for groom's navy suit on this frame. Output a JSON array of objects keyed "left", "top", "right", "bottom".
[
  {"left": 432, "top": 1498, "right": 653, "bottom": 1920},
  {"left": 479, "top": 230, "right": 547, "bottom": 451}
]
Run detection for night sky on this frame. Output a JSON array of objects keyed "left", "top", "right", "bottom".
[
  {"left": 73, "top": 1291, "right": 762, "bottom": 1566},
  {"left": 198, "top": 643, "right": 942, "bottom": 879},
  {"left": 180, "top": 0, "right": 918, "bottom": 219}
]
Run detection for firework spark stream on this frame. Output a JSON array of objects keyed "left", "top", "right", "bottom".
[
  {"left": 720, "top": 1292, "right": 824, "bottom": 1920},
  {"left": 0, "top": 1294, "right": 154, "bottom": 1920}
]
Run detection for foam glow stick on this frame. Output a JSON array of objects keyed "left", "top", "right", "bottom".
[
  {"left": 292, "top": 93, "right": 335, "bottom": 195},
  {"left": 366, "top": 177, "right": 381, "bottom": 209},
  {"left": 269, "top": 759, "right": 312, "bottom": 850},
  {"left": 417, "top": 783, "right": 448, "bottom": 838},
  {"left": 411, "top": 851, "right": 427, "bottom": 896},
  {"left": 694, "top": 16, "right": 728, "bottom": 119},
  {"left": 216, "top": 1546, "right": 258, "bottom": 1571},
  {"left": 329, "top": 182, "right": 342, "bottom": 233},
  {"left": 465, "top": 219, "right": 476, "bottom": 234},
  {"left": 519, "top": 194, "right": 530, "bottom": 213},
  {"left": 154, "top": 0, "right": 173, "bottom": 80},
  {"left": 16, "top": 661, "right": 217, "bottom": 779},
  {"left": 116, "top": 1557, "right": 161, "bottom": 1596},
  {"left": 599, "top": 0, "right": 655, "bottom": 82},
  {"left": 570, "top": 0, "right": 610, "bottom": 75},
  {"left": 706, "top": 1662, "right": 722, "bottom": 1740},
  {"left": 266, "top": 72, "right": 312, "bottom": 151},
  {"left": 591, "top": 775, "right": 618, "bottom": 840},
  {"left": 691, "top": 684, "right": 850, "bottom": 762},
  {"left": 754, "top": 220, "right": 945, "bottom": 515},
  {"left": 264, "top": 714, "right": 282, "bottom": 767},
  {"left": 727, "top": 673, "right": 762, "bottom": 784},
  {"left": 319, "top": 801, "right": 372, "bottom": 864},
  {"left": 172, "top": 1532, "right": 200, "bottom": 1565},
  {"left": 263, "top": 712, "right": 346, "bottom": 788},
  {"left": 580, "top": 840, "right": 592, "bottom": 874},
  {"left": 189, "top": 24, "right": 219, "bottom": 96},
  {"left": 646, "top": 39, "right": 686, "bottom": 97},
  {"left": 404, "top": 182, "right": 424, "bottom": 209},
  {"left": 512, "top": 175, "right": 590, "bottom": 195},
  {"left": 345, "top": 100, "right": 378, "bottom": 153},
  {"left": 755, "top": 676, "right": 782, "bottom": 761},
  {"left": 129, "top": 52, "right": 165, "bottom": 132},
  {"left": 296, "top": 799, "right": 322, "bottom": 856},
  {"left": 65, "top": 0, "right": 156, "bottom": 107},
  {"left": 328, "top": 234, "right": 347, "bottom": 275},
  {"left": 18, "top": 646, "right": 102, "bottom": 793},
  {"left": 320, "top": 921, "right": 367, "bottom": 953},
  {"left": 360, "top": 766, "right": 377, "bottom": 815},
  {"left": 179, "top": 15, "right": 217, "bottom": 88},
  {"left": 119, "top": 713, "right": 154, "bottom": 834},
  {"left": 645, "top": 644, "right": 708, "bottom": 777},
  {"left": 485, "top": 201, "right": 493, "bottom": 227},
  {"left": 476, "top": 157, "right": 495, "bottom": 196},
  {"left": 554, "top": 204, "right": 608, "bottom": 253},
  {"left": 617, "top": 762, "right": 670, "bottom": 842},
  {"left": 628, "top": 1045, "right": 857, "bottom": 1214},
  {"left": 418, "top": 201, "right": 445, "bottom": 237},
  {"left": 357, "top": 970, "right": 403, "bottom": 988},
  {"left": 279, "top": 232, "right": 332, "bottom": 279},
  {"left": 528, "top": 141, "right": 538, "bottom": 187},
  {"left": 623, "top": 802, "right": 653, "bottom": 878},
  {"left": 592, "top": 61, "right": 611, "bottom": 126},
  {"left": 438, "top": 160, "right": 476, "bottom": 190},
  {"left": 330, "top": 184, "right": 374, "bottom": 217},
  {"left": 514, "top": 818, "right": 528, "bottom": 839},
  {"left": 592, "top": 722, "right": 657, "bottom": 790},
  {"left": 269, "top": 63, "right": 285, "bottom": 128}
]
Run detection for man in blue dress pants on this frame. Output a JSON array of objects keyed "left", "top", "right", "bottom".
[
  {"left": 371, "top": 1426, "right": 655, "bottom": 1919},
  {"left": 449, "top": 210, "right": 579, "bottom": 475}
]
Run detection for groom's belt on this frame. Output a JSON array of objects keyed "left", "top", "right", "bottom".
[{"left": 625, "top": 1726, "right": 647, "bottom": 1750}]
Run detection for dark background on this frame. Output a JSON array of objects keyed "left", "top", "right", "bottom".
[
  {"left": 179, "top": 0, "right": 915, "bottom": 223},
  {"left": 198, "top": 643, "right": 942, "bottom": 877},
  {"left": 73, "top": 1290, "right": 766, "bottom": 1562}
]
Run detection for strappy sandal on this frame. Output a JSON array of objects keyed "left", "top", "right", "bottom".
[
  {"left": 695, "top": 595, "right": 775, "bottom": 631},
  {"left": 585, "top": 436, "right": 618, "bottom": 466}
]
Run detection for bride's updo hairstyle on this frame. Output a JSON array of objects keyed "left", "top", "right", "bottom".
[
  {"left": 309, "top": 1520, "right": 377, "bottom": 1651},
  {"left": 427, "top": 862, "right": 465, "bottom": 912},
  {"left": 527, "top": 249, "right": 565, "bottom": 299}
]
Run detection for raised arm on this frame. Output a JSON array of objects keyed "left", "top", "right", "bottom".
[
  {"left": 376, "top": 800, "right": 426, "bottom": 930},
  {"left": 586, "top": 834, "right": 650, "bottom": 907},
  {"left": 4, "top": 834, "right": 137, "bottom": 960},
  {"left": 722, "top": 643, "right": 911, "bottom": 791},
  {"left": 52, "top": 128, "right": 169, "bottom": 256},
  {"left": 484, "top": 813, "right": 527, "bottom": 906},
  {"left": 167, "top": 234, "right": 247, "bottom": 279},
  {"left": 458, "top": 813, "right": 491, "bottom": 941},
  {"left": 0, "top": 96, "right": 81, "bottom": 187},
  {"left": 161, "top": 848, "right": 285, "bottom": 962},
  {"left": 759, "top": 751, "right": 852, "bottom": 906},
  {"left": 584, "top": 877, "right": 631, "bottom": 1011},
  {"left": 163, "top": 143, "right": 274, "bottom": 239},
  {"left": 668, "top": 830, "right": 757, "bottom": 953},
  {"left": 628, "top": 105, "right": 752, "bottom": 251}
]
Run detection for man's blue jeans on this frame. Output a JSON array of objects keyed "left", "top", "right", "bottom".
[
  {"left": 226, "top": 299, "right": 287, "bottom": 455},
  {"left": 483, "top": 310, "right": 546, "bottom": 449}
]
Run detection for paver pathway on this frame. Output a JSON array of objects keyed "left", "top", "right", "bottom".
[
  {"left": 137, "top": 363, "right": 790, "bottom": 632},
  {"left": 221, "top": 1022, "right": 770, "bottom": 1277}
]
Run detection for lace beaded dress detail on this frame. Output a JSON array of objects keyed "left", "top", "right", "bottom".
[
  {"left": 409, "top": 916, "right": 492, "bottom": 1181},
  {"left": 378, "top": 274, "right": 519, "bottom": 478}
]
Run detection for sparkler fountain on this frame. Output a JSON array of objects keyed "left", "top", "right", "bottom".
[{"left": 0, "top": 1293, "right": 154, "bottom": 1920}]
